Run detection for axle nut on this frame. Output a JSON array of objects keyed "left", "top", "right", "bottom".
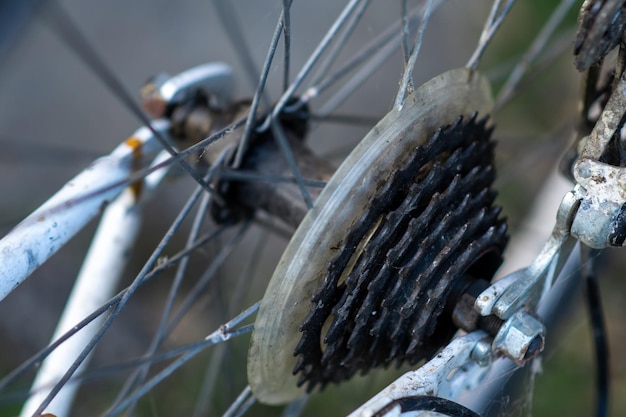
[{"left": 493, "top": 311, "right": 545, "bottom": 365}]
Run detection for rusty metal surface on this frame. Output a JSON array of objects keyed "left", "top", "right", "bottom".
[
  {"left": 293, "top": 114, "right": 507, "bottom": 391},
  {"left": 223, "top": 126, "right": 335, "bottom": 230},
  {"left": 574, "top": 0, "right": 626, "bottom": 71}
]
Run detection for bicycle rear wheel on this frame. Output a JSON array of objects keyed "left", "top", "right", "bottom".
[{"left": 0, "top": 1, "right": 592, "bottom": 416}]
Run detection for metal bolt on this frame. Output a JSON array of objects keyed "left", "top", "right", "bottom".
[
  {"left": 470, "top": 339, "right": 492, "bottom": 367},
  {"left": 571, "top": 197, "right": 626, "bottom": 248},
  {"left": 478, "top": 314, "right": 504, "bottom": 336},
  {"left": 571, "top": 160, "right": 626, "bottom": 248},
  {"left": 493, "top": 311, "right": 545, "bottom": 365}
]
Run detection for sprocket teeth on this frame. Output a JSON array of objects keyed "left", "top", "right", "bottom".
[{"left": 294, "top": 113, "right": 508, "bottom": 390}]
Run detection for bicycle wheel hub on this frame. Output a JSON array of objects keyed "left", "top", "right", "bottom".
[{"left": 248, "top": 68, "right": 507, "bottom": 404}]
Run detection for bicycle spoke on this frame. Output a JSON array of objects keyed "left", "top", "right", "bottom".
[
  {"left": 485, "top": 28, "right": 574, "bottom": 86},
  {"left": 66, "top": 337, "right": 253, "bottom": 393},
  {"left": 42, "top": 3, "right": 222, "bottom": 203},
  {"left": 252, "top": 212, "right": 294, "bottom": 240},
  {"left": 231, "top": 396, "right": 257, "bottom": 417},
  {"left": 228, "top": 231, "right": 267, "bottom": 322},
  {"left": 401, "top": 0, "right": 411, "bottom": 64},
  {"left": 158, "top": 191, "right": 214, "bottom": 341},
  {"left": 309, "top": 0, "right": 373, "bottom": 88},
  {"left": 270, "top": 117, "right": 313, "bottom": 209},
  {"left": 0, "top": 298, "right": 116, "bottom": 394},
  {"left": 234, "top": 0, "right": 372, "bottom": 174},
  {"left": 112, "top": 233, "right": 242, "bottom": 415},
  {"left": 281, "top": 396, "right": 309, "bottom": 417},
  {"left": 115, "top": 152, "right": 233, "bottom": 409},
  {"left": 192, "top": 343, "right": 228, "bottom": 417},
  {"left": 1, "top": 336, "right": 236, "bottom": 406},
  {"left": 2, "top": 245, "right": 240, "bottom": 402},
  {"left": 6, "top": 151, "right": 175, "bottom": 233},
  {"left": 134, "top": 328, "right": 255, "bottom": 412},
  {"left": 315, "top": 32, "right": 399, "bottom": 117},
  {"left": 212, "top": 0, "right": 268, "bottom": 107},
  {"left": 10, "top": 115, "right": 246, "bottom": 240},
  {"left": 282, "top": 0, "right": 292, "bottom": 92},
  {"left": 25, "top": 164, "right": 222, "bottom": 415},
  {"left": 163, "top": 223, "right": 250, "bottom": 338},
  {"left": 112, "top": 185, "right": 215, "bottom": 413},
  {"left": 304, "top": 6, "right": 410, "bottom": 101},
  {"left": 1, "top": 124, "right": 168, "bottom": 300},
  {"left": 104, "top": 304, "right": 259, "bottom": 416},
  {"left": 192, "top": 232, "right": 266, "bottom": 416},
  {"left": 495, "top": 125, "right": 570, "bottom": 187},
  {"left": 310, "top": 113, "right": 381, "bottom": 127},
  {"left": 2, "top": 228, "right": 234, "bottom": 400},
  {"left": 233, "top": 5, "right": 289, "bottom": 168},
  {"left": 0, "top": 1, "right": 597, "bottom": 415},
  {"left": 466, "top": 0, "right": 517, "bottom": 69},
  {"left": 495, "top": 0, "right": 578, "bottom": 108},
  {"left": 218, "top": 170, "right": 327, "bottom": 188},
  {"left": 307, "top": 1, "right": 443, "bottom": 116},
  {"left": 395, "top": 0, "right": 437, "bottom": 108},
  {"left": 271, "top": 0, "right": 367, "bottom": 118},
  {"left": 223, "top": 385, "right": 255, "bottom": 417},
  {"left": 20, "top": 152, "right": 171, "bottom": 417}
]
